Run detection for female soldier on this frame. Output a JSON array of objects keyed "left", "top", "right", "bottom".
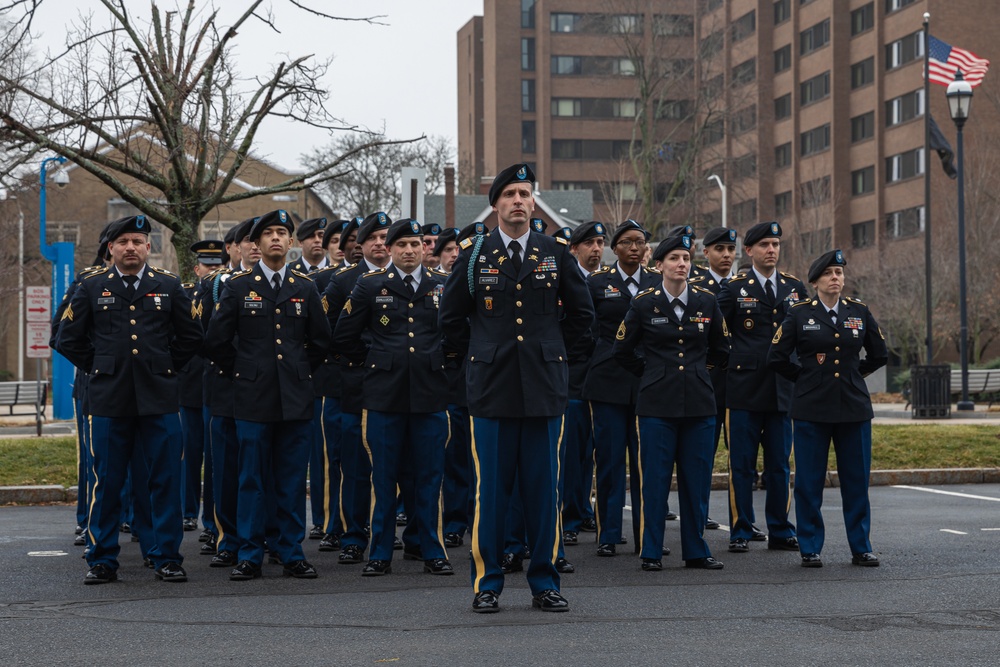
[
  {"left": 613, "top": 234, "right": 729, "bottom": 571},
  {"left": 767, "top": 250, "right": 887, "bottom": 568}
]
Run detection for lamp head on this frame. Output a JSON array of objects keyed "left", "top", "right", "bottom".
[
  {"left": 52, "top": 169, "right": 70, "bottom": 189},
  {"left": 946, "top": 69, "right": 973, "bottom": 124}
]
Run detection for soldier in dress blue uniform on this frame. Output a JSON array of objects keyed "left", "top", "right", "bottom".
[
  {"left": 583, "top": 220, "right": 660, "bottom": 557},
  {"left": 290, "top": 216, "right": 330, "bottom": 276},
  {"left": 668, "top": 225, "right": 706, "bottom": 279},
  {"left": 322, "top": 220, "right": 351, "bottom": 269},
  {"left": 768, "top": 250, "right": 887, "bottom": 567},
  {"left": 321, "top": 212, "right": 393, "bottom": 565},
  {"left": 338, "top": 216, "right": 364, "bottom": 265},
  {"left": 56, "top": 215, "right": 203, "bottom": 584},
  {"left": 440, "top": 163, "right": 595, "bottom": 613},
  {"left": 613, "top": 234, "right": 729, "bottom": 570},
  {"left": 717, "top": 221, "right": 804, "bottom": 554},
  {"left": 421, "top": 222, "right": 443, "bottom": 269},
  {"left": 205, "top": 210, "right": 332, "bottom": 581},
  {"left": 333, "top": 218, "right": 454, "bottom": 576}
]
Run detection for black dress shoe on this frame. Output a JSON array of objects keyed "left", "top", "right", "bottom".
[
  {"left": 852, "top": 552, "right": 880, "bottom": 567},
  {"left": 750, "top": 525, "right": 767, "bottom": 541},
  {"left": 531, "top": 589, "right": 569, "bottom": 612},
  {"left": 143, "top": 558, "right": 154, "bottom": 569},
  {"left": 210, "top": 550, "right": 237, "bottom": 568},
  {"left": 555, "top": 557, "right": 575, "bottom": 573},
  {"left": 283, "top": 560, "right": 318, "bottom": 578},
  {"left": 563, "top": 531, "right": 578, "bottom": 546},
  {"left": 230, "top": 560, "right": 262, "bottom": 580},
  {"left": 801, "top": 553, "right": 823, "bottom": 568},
  {"left": 182, "top": 518, "right": 198, "bottom": 531},
  {"left": 767, "top": 536, "right": 799, "bottom": 551},
  {"left": 444, "top": 532, "right": 463, "bottom": 548},
  {"left": 155, "top": 562, "right": 188, "bottom": 582},
  {"left": 596, "top": 543, "right": 616, "bottom": 557},
  {"left": 402, "top": 545, "right": 423, "bottom": 561},
  {"left": 580, "top": 517, "right": 597, "bottom": 532},
  {"left": 198, "top": 530, "right": 213, "bottom": 544},
  {"left": 424, "top": 558, "right": 454, "bottom": 575},
  {"left": 120, "top": 522, "right": 131, "bottom": 534},
  {"left": 662, "top": 545, "right": 671, "bottom": 556},
  {"left": 729, "top": 538, "right": 749, "bottom": 553},
  {"left": 338, "top": 544, "right": 365, "bottom": 564},
  {"left": 393, "top": 536, "right": 404, "bottom": 551},
  {"left": 84, "top": 564, "right": 117, "bottom": 585},
  {"left": 618, "top": 535, "right": 628, "bottom": 545},
  {"left": 685, "top": 556, "right": 724, "bottom": 570},
  {"left": 319, "top": 533, "right": 341, "bottom": 551},
  {"left": 267, "top": 551, "right": 282, "bottom": 565},
  {"left": 665, "top": 510, "right": 678, "bottom": 521},
  {"left": 75, "top": 524, "right": 85, "bottom": 535},
  {"left": 74, "top": 533, "right": 86, "bottom": 547},
  {"left": 705, "top": 516, "right": 721, "bottom": 530},
  {"left": 395, "top": 512, "right": 408, "bottom": 526},
  {"left": 130, "top": 533, "right": 140, "bottom": 543},
  {"left": 500, "top": 552, "right": 524, "bottom": 573},
  {"left": 199, "top": 537, "right": 217, "bottom": 556},
  {"left": 308, "top": 525, "right": 324, "bottom": 540},
  {"left": 361, "top": 559, "right": 392, "bottom": 576},
  {"left": 472, "top": 590, "right": 500, "bottom": 613},
  {"left": 641, "top": 559, "right": 663, "bottom": 571}
]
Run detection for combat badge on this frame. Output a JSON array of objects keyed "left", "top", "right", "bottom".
[{"left": 744, "top": 318, "right": 754, "bottom": 330}]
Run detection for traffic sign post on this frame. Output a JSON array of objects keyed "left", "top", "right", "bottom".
[
  {"left": 25, "top": 286, "right": 51, "bottom": 322},
  {"left": 26, "top": 322, "right": 51, "bottom": 359}
]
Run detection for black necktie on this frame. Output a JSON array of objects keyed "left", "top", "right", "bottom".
[
  {"left": 272, "top": 273, "right": 281, "bottom": 292},
  {"left": 765, "top": 280, "right": 775, "bottom": 302},
  {"left": 508, "top": 240, "right": 523, "bottom": 273},
  {"left": 720, "top": 277, "right": 729, "bottom": 287},
  {"left": 308, "top": 265, "right": 318, "bottom": 273},
  {"left": 403, "top": 274, "right": 415, "bottom": 296},
  {"left": 123, "top": 274, "right": 138, "bottom": 300},
  {"left": 624, "top": 277, "right": 638, "bottom": 296},
  {"left": 671, "top": 298, "right": 684, "bottom": 320},
  {"left": 828, "top": 309, "right": 837, "bottom": 325}
]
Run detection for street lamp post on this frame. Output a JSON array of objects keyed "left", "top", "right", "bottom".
[
  {"left": 39, "top": 156, "right": 76, "bottom": 420},
  {"left": 947, "top": 70, "right": 974, "bottom": 412},
  {"left": 707, "top": 174, "right": 727, "bottom": 228}
]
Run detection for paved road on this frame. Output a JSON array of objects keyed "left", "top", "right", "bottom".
[{"left": 3, "top": 485, "right": 999, "bottom": 666}]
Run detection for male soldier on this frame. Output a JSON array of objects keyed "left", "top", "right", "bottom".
[
  {"left": 717, "top": 221, "right": 804, "bottom": 554},
  {"left": 440, "top": 164, "right": 594, "bottom": 613},
  {"left": 224, "top": 224, "right": 241, "bottom": 271},
  {"left": 432, "top": 228, "right": 460, "bottom": 273},
  {"left": 323, "top": 220, "right": 350, "bottom": 269},
  {"left": 339, "top": 217, "right": 364, "bottom": 265},
  {"left": 322, "top": 212, "right": 393, "bottom": 565},
  {"left": 206, "top": 210, "right": 332, "bottom": 580},
  {"left": 333, "top": 218, "right": 453, "bottom": 576},
  {"left": 421, "top": 223, "right": 442, "bottom": 269},
  {"left": 56, "top": 215, "right": 202, "bottom": 584},
  {"left": 688, "top": 226, "right": 739, "bottom": 531},
  {"left": 290, "top": 217, "right": 330, "bottom": 275}
]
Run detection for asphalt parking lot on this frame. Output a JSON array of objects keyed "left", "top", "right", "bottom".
[{"left": 2, "top": 484, "right": 999, "bottom": 667}]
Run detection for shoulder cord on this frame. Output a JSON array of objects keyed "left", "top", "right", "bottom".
[{"left": 466, "top": 234, "right": 486, "bottom": 296}]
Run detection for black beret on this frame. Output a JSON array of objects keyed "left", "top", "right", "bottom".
[
  {"left": 248, "top": 209, "right": 294, "bottom": 243},
  {"left": 357, "top": 212, "right": 392, "bottom": 245},
  {"left": 569, "top": 221, "right": 607, "bottom": 246},
  {"left": 190, "top": 239, "right": 225, "bottom": 265},
  {"left": 610, "top": 219, "right": 650, "bottom": 248},
  {"left": 232, "top": 217, "right": 258, "bottom": 244},
  {"left": 531, "top": 218, "right": 548, "bottom": 233},
  {"left": 106, "top": 215, "right": 151, "bottom": 241},
  {"left": 807, "top": 248, "right": 847, "bottom": 283},
  {"left": 338, "top": 216, "right": 364, "bottom": 251},
  {"left": 702, "top": 226, "right": 738, "bottom": 247},
  {"left": 432, "top": 228, "right": 458, "bottom": 256},
  {"left": 421, "top": 223, "right": 442, "bottom": 236},
  {"left": 322, "top": 220, "right": 350, "bottom": 249},
  {"left": 651, "top": 234, "right": 693, "bottom": 262},
  {"left": 743, "top": 221, "right": 782, "bottom": 247},
  {"left": 386, "top": 218, "right": 423, "bottom": 246},
  {"left": 554, "top": 227, "right": 573, "bottom": 241},
  {"left": 456, "top": 222, "right": 487, "bottom": 245},
  {"left": 667, "top": 224, "right": 695, "bottom": 239},
  {"left": 488, "top": 163, "right": 535, "bottom": 206},
  {"left": 296, "top": 217, "right": 327, "bottom": 242}
]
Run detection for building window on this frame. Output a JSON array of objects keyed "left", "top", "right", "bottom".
[
  {"left": 701, "top": 30, "right": 724, "bottom": 59},
  {"left": 611, "top": 14, "right": 643, "bottom": 34},
  {"left": 657, "top": 99, "right": 692, "bottom": 120},
  {"left": 774, "top": 0, "right": 790, "bottom": 25},
  {"left": 522, "top": 121, "right": 536, "bottom": 154},
  {"left": 732, "top": 58, "right": 756, "bottom": 86},
  {"left": 521, "top": 79, "right": 535, "bottom": 112},
  {"left": 851, "top": 111, "right": 875, "bottom": 142},
  {"left": 852, "top": 166, "right": 876, "bottom": 196},
  {"left": 852, "top": 220, "right": 875, "bottom": 248},
  {"left": 775, "top": 191, "right": 792, "bottom": 217},
  {"left": 731, "top": 106, "right": 757, "bottom": 135},
  {"left": 733, "top": 154, "right": 757, "bottom": 179},
  {"left": 800, "top": 19, "right": 830, "bottom": 56},
  {"left": 521, "top": 0, "right": 536, "bottom": 29},
  {"left": 47, "top": 220, "right": 80, "bottom": 245},
  {"left": 703, "top": 0, "right": 723, "bottom": 12},
  {"left": 886, "top": 31, "right": 924, "bottom": 70},
  {"left": 886, "top": 147, "right": 925, "bottom": 183},
  {"left": 703, "top": 119, "right": 725, "bottom": 146},
  {"left": 886, "top": 206, "right": 925, "bottom": 238},
  {"left": 851, "top": 57, "right": 875, "bottom": 89},
  {"left": 885, "top": 89, "right": 924, "bottom": 126},
  {"left": 549, "top": 12, "right": 643, "bottom": 34},
  {"left": 550, "top": 55, "right": 637, "bottom": 76},
  {"left": 775, "top": 142, "right": 792, "bottom": 169},
  {"left": 800, "top": 71, "right": 831, "bottom": 106},
  {"left": 654, "top": 14, "right": 694, "bottom": 36},
  {"left": 704, "top": 74, "right": 725, "bottom": 99},
  {"left": 552, "top": 56, "right": 581, "bottom": 75},
  {"left": 550, "top": 13, "right": 581, "bottom": 33},
  {"left": 662, "top": 58, "right": 695, "bottom": 79},
  {"left": 775, "top": 93, "right": 792, "bottom": 120},
  {"left": 774, "top": 44, "right": 792, "bottom": 73},
  {"left": 733, "top": 199, "right": 758, "bottom": 226},
  {"left": 886, "top": 0, "right": 917, "bottom": 13},
  {"left": 800, "top": 175, "right": 831, "bottom": 208},
  {"left": 799, "top": 228, "right": 832, "bottom": 256},
  {"left": 732, "top": 11, "right": 756, "bottom": 43},
  {"left": 521, "top": 38, "right": 535, "bottom": 71},
  {"left": 851, "top": 3, "right": 874, "bottom": 36},
  {"left": 550, "top": 97, "right": 637, "bottom": 118},
  {"left": 551, "top": 139, "right": 634, "bottom": 160},
  {"left": 800, "top": 123, "right": 831, "bottom": 156}
]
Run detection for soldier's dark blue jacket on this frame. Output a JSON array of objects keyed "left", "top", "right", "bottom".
[
  {"left": 439, "top": 230, "right": 595, "bottom": 419},
  {"left": 767, "top": 296, "right": 888, "bottom": 422},
  {"left": 205, "top": 264, "right": 331, "bottom": 423},
  {"left": 196, "top": 267, "right": 235, "bottom": 417},
  {"left": 55, "top": 265, "right": 203, "bottom": 417},
  {"left": 333, "top": 265, "right": 448, "bottom": 413},
  {"left": 309, "top": 264, "right": 341, "bottom": 400},
  {"left": 178, "top": 282, "right": 204, "bottom": 409},
  {"left": 322, "top": 262, "right": 373, "bottom": 414},
  {"left": 689, "top": 273, "right": 729, "bottom": 411}
]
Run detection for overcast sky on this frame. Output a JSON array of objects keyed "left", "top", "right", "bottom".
[{"left": 28, "top": 0, "right": 481, "bottom": 172}]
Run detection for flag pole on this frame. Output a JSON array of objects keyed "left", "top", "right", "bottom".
[{"left": 923, "top": 12, "right": 933, "bottom": 365}]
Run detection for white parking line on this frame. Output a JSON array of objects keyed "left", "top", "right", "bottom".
[
  {"left": 891, "top": 485, "right": 1000, "bottom": 502},
  {"left": 981, "top": 528, "right": 1000, "bottom": 531},
  {"left": 940, "top": 529, "right": 968, "bottom": 535}
]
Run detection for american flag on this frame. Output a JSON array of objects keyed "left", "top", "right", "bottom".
[{"left": 927, "top": 35, "right": 990, "bottom": 88}]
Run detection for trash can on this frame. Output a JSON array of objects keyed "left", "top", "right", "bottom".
[{"left": 910, "top": 364, "right": 951, "bottom": 419}]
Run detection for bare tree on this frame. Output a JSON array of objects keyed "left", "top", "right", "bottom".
[{"left": 0, "top": 0, "right": 395, "bottom": 279}]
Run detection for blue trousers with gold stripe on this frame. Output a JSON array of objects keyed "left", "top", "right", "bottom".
[
  {"left": 590, "top": 402, "right": 641, "bottom": 547},
  {"left": 74, "top": 397, "right": 90, "bottom": 532},
  {"left": 210, "top": 414, "right": 240, "bottom": 554},
  {"left": 728, "top": 409, "right": 795, "bottom": 541},
  {"left": 181, "top": 405, "right": 213, "bottom": 531},
  {"left": 442, "top": 404, "right": 472, "bottom": 538},
  {"left": 561, "top": 399, "right": 594, "bottom": 533},
  {"left": 637, "top": 416, "right": 715, "bottom": 561},
  {"left": 308, "top": 399, "right": 326, "bottom": 530},
  {"left": 470, "top": 416, "right": 562, "bottom": 596},
  {"left": 792, "top": 420, "right": 873, "bottom": 556},
  {"left": 363, "top": 410, "right": 448, "bottom": 562},
  {"left": 320, "top": 397, "right": 343, "bottom": 536},
  {"left": 339, "top": 411, "right": 371, "bottom": 549}
]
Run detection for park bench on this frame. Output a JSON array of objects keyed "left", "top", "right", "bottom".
[
  {"left": 0, "top": 380, "right": 48, "bottom": 436},
  {"left": 950, "top": 369, "right": 1000, "bottom": 407}
]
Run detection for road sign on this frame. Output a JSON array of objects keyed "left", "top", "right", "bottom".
[
  {"left": 26, "top": 322, "right": 51, "bottom": 359},
  {"left": 26, "top": 286, "right": 51, "bottom": 323}
]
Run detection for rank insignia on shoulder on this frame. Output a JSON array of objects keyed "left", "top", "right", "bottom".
[
  {"left": 635, "top": 287, "right": 656, "bottom": 299},
  {"left": 343, "top": 299, "right": 352, "bottom": 314},
  {"left": 555, "top": 236, "right": 568, "bottom": 245},
  {"left": 61, "top": 303, "right": 74, "bottom": 322},
  {"left": 459, "top": 238, "right": 474, "bottom": 250},
  {"left": 291, "top": 270, "right": 312, "bottom": 281}
]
